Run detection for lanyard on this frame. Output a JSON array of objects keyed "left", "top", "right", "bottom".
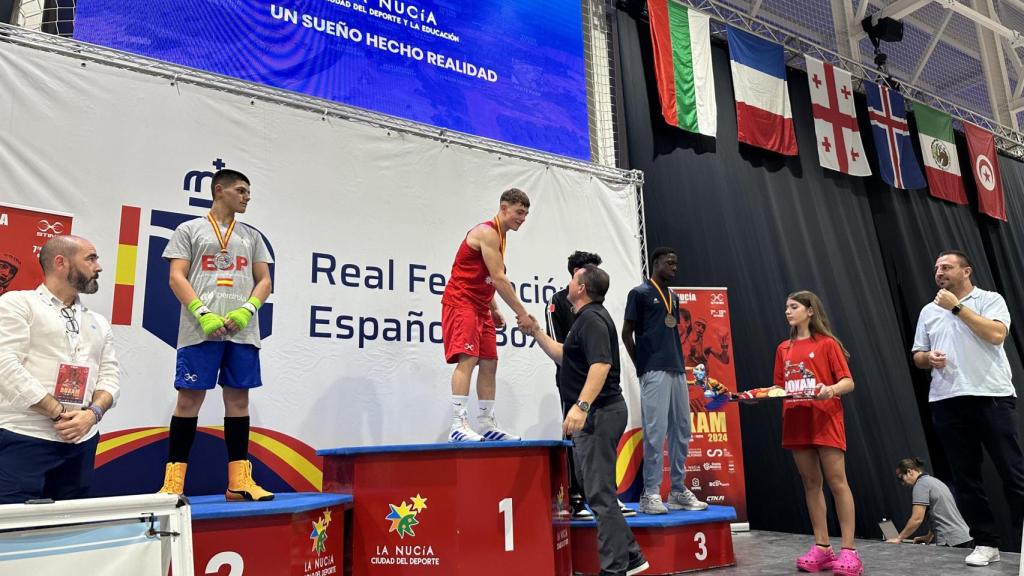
[
  {"left": 649, "top": 278, "right": 674, "bottom": 316},
  {"left": 492, "top": 216, "right": 505, "bottom": 257}
]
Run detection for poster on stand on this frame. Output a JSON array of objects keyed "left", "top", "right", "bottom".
[{"left": 0, "top": 202, "right": 73, "bottom": 296}]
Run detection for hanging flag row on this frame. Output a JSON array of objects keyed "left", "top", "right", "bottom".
[{"left": 645, "top": 1, "right": 1008, "bottom": 221}]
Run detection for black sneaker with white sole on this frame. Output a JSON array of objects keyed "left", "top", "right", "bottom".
[{"left": 626, "top": 552, "right": 649, "bottom": 575}]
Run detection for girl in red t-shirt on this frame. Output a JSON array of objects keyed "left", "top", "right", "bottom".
[{"left": 773, "top": 291, "right": 862, "bottom": 576}]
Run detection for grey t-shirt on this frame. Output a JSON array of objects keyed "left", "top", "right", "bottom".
[
  {"left": 163, "top": 217, "right": 273, "bottom": 349},
  {"left": 913, "top": 474, "right": 972, "bottom": 546}
]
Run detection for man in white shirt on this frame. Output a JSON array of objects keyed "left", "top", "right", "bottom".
[
  {"left": 912, "top": 250, "right": 1024, "bottom": 567},
  {"left": 0, "top": 235, "right": 119, "bottom": 504}
]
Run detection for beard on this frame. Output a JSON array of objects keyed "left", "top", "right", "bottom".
[{"left": 69, "top": 266, "right": 99, "bottom": 294}]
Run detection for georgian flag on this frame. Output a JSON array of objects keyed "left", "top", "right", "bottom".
[{"left": 804, "top": 56, "right": 870, "bottom": 176}]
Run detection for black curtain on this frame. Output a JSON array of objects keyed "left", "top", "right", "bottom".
[{"left": 615, "top": 7, "right": 960, "bottom": 542}]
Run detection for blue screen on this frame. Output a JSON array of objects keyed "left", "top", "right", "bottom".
[{"left": 73, "top": 0, "right": 591, "bottom": 160}]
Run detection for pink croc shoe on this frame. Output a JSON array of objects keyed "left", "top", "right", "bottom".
[
  {"left": 796, "top": 545, "right": 835, "bottom": 572},
  {"left": 832, "top": 549, "right": 863, "bottom": 576}
]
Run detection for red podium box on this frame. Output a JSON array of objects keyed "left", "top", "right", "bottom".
[
  {"left": 190, "top": 492, "right": 352, "bottom": 576},
  {"left": 571, "top": 505, "right": 736, "bottom": 575},
  {"left": 319, "top": 440, "right": 572, "bottom": 576}
]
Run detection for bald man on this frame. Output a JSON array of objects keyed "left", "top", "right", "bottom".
[{"left": 0, "top": 235, "right": 119, "bottom": 503}]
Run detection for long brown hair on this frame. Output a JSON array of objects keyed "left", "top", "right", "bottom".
[{"left": 786, "top": 290, "right": 850, "bottom": 358}]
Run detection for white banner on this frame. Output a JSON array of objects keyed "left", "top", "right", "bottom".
[
  {"left": 0, "top": 40, "right": 643, "bottom": 464},
  {"left": 0, "top": 522, "right": 163, "bottom": 574}
]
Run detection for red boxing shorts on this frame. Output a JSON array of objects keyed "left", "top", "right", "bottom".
[{"left": 442, "top": 304, "right": 498, "bottom": 364}]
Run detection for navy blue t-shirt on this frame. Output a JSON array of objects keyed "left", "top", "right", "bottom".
[{"left": 624, "top": 280, "right": 685, "bottom": 376}]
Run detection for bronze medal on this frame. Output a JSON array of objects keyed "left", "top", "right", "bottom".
[{"left": 664, "top": 314, "right": 677, "bottom": 328}]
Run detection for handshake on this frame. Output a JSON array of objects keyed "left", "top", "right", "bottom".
[
  {"left": 188, "top": 297, "right": 262, "bottom": 338},
  {"left": 516, "top": 313, "right": 540, "bottom": 336}
]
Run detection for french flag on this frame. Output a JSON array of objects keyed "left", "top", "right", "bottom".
[{"left": 727, "top": 27, "right": 797, "bottom": 155}]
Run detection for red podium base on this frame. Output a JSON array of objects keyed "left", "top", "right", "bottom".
[
  {"left": 320, "top": 440, "right": 572, "bottom": 576},
  {"left": 190, "top": 492, "right": 352, "bottom": 576},
  {"left": 570, "top": 505, "right": 736, "bottom": 574}
]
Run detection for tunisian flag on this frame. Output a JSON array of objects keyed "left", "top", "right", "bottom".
[
  {"left": 804, "top": 55, "right": 870, "bottom": 176},
  {"left": 963, "top": 122, "right": 1007, "bottom": 221}
]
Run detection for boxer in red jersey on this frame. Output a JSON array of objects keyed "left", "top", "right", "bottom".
[{"left": 442, "top": 188, "right": 538, "bottom": 442}]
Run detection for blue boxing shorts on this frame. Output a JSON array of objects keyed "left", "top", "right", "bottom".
[{"left": 175, "top": 341, "right": 262, "bottom": 390}]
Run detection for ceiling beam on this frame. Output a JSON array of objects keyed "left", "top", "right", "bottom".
[
  {"left": 912, "top": 10, "right": 953, "bottom": 84},
  {"left": 832, "top": 0, "right": 863, "bottom": 65},
  {"left": 850, "top": 0, "right": 931, "bottom": 41},
  {"left": 750, "top": 0, "right": 764, "bottom": 19},
  {"left": 972, "top": 0, "right": 1014, "bottom": 126}
]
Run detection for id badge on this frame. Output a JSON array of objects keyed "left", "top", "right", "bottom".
[{"left": 54, "top": 363, "right": 90, "bottom": 407}]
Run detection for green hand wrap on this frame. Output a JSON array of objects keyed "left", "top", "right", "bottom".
[
  {"left": 188, "top": 298, "right": 225, "bottom": 336},
  {"left": 225, "top": 297, "right": 262, "bottom": 332}
]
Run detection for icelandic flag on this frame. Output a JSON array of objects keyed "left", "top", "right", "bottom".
[
  {"left": 864, "top": 82, "right": 926, "bottom": 190},
  {"left": 726, "top": 26, "right": 797, "bottom": 155}
]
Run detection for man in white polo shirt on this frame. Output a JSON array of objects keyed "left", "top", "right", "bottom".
[{"left": 912, "top": 250, "right": 1024, "bottom": 567}]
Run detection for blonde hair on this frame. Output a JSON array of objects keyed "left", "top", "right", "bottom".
[{"left": 786, "top": 290, "right": 850, "bottom": 358}]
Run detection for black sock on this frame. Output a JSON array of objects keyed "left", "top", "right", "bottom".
[
  {"left": 224, "top": 416, "right": 250, "bottom": 462},
  {"left": 168, "top": 416, "right": 198, "bottom": 463}
]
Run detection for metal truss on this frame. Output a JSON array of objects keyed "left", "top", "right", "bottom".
[
  {"left": 0, "top": 22, "right": 643, "bottom": 186},
  {"left": 675, "top": 0, "right": 1024, "bottom": 159}
]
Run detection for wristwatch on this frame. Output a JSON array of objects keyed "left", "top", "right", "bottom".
[
  {"left": 951, "top": 304, "right": 963, "bottom": 316},
  {"left": 575, "top": 400, "right": 591, "bottom": 413}
]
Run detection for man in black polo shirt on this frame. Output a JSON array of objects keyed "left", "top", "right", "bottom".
[
  {"left": 546, "top": 251, "right": 636, "bottom": 520},
  {"left": 622, "top": 247, "right": 707, "bottom": 515},
  {"left": 532, "top": 264, "right": 648, "bottom": 576}
]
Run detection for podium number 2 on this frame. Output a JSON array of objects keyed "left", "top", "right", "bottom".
[
  {"left": 499, "top": 497, "right": 514, "bottom": 551},
  {"left": 694, "top": 532, "right": 708, "bottom": 560},
  {"left": 206, "top": 551, "right": 244, "bottom": 575}
]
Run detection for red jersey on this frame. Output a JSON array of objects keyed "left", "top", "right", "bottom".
[
  {"left": 773, "top": 335, "right": 852, "bottom": 451},
  {"left": 442, "top": 221, "right": 500, "bottom": 312}
]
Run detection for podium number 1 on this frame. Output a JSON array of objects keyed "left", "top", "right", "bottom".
[{"left": 499, "top": 497, "right": 514, "bottom": 551}]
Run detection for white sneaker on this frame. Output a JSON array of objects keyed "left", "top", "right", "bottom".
[
  {"left": 667, "top": 488, "right": 709, "bottom": 511},
  {"left": 449, "top": 418, "right": 484, "bottom": 442},
  {"left": 965, "top": 545, "right": 1000, "bottom": 566},
  {"left": 477, "top": 416, "right": 521, "bottom": 441},
  {"left": 639, "top": 494, "right": 668, "bottom": 514},
  {"left": 618, "top": 499, "right": 637, "bottom": 517}
]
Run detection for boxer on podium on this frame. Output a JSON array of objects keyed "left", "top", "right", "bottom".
[
  {"left": 157, "top": 169, "right": 274, "bottom": 501},
  {"left": 441, "top": 188, "right": 538, "bottom": 442}
]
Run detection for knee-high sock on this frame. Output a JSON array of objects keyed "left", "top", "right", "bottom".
[
  {"left": 168, "top": 416, "right": 199, "bottom": 464},
  {"left": 224, "top": 416, "right": 250, "bottom": 462}
]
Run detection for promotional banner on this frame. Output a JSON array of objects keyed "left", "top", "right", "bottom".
[
  {"left": 0, "top": 202, "right": 73, "bottom": 295},
  {"left": 614, "top": 287, "right": 747, "bottom": 523},
  {"left": 0, "top": 41, "right": 642, "bottom": 497},
  {"left": 0, "top": 522, "right": 163, "bottom": 575},
  {"left": 73, "top": 0, "right": 591, "bottom": 160}
]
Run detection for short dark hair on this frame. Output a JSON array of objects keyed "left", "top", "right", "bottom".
[
  {"left": 211, "top": 169, "right": 250, "bottom": 199},
  {"left": 578, "top": 264, "right": 609, "bottom": 303},
  {"left": 567, "top": 251, "right": 602, "bottom": 276},
  {"left": 938, "top": 250, "right": 972, "bottom": 269},
  {"left": 895, "top": 457, "right": 926, "bottom": 476},
  {"left": 500, "top": 188, "right": 530, "bottom": 208},
  {"left": 38, "top": 235, "right": 80, "bottom": 274},
  {"left": 650, "top": 246, "right": 676, "bottom": 267}
]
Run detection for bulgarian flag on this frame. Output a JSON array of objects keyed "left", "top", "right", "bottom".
[
  {"left": 648, "top": 0, "right": 717, "bottom": 137},
  {"left": 914, "top": 104, "right": 967, "bottom": 204}
]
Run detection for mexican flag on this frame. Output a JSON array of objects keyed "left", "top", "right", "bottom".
[
  {"left": 648, "top": 0, "right": 717, "bottom": 137},
  {"left": 914, "top": 104, "right": 967, "bottom": 204}
]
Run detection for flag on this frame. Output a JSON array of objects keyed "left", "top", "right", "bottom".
[
  {"left": 726, "top": 26, "right": 797, "bottom": 155},
  {"left": 804, "top": 56, "right": 870, "bottom": 176},
  {"left": 648, "top": 1, "right": 716, "bottom": 137},
  {"left": 914, "top": 104, "right": 967, "bottom": 204},
  {"left": 864, "top": 82, "right": 926, "bottom": 190},
  {"left": 963, "top": 122, "right": 1007, "bottom": 221}
]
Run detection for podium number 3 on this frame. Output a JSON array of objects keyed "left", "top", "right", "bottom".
[
  {"left": 499, "top": 497, "right": 514, "bottom": 551},
  {"left": 694, "top": 532, "right": 708, "bottom": 560}
]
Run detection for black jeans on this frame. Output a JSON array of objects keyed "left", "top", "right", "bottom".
[
  {"left": 932, "top": 395, "right": 1024, "bottom": 547},
  {"left": 562, "top": 399, "right": 585, "bottom": 500},
  {"left": 573, "top": 401, "right": 642, "bottom": 576}
]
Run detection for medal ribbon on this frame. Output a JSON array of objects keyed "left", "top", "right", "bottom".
[
  {"left": 207, "top": 212, "right": 236, "bottom": 253},
  {"left": 492, "top": 216, "right": 505, "bottom": 257},
  {"left": 649, "top": 278, "right": 674, "bottom": 317}
]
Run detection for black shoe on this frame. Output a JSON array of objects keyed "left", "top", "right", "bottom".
[
  {"left": 626, "top": 552, "right": 649, "bottom": 575},
  {"left": 570, "top": 497, "right": 594, "bottom": 519},
  {"left": 619, "top": 499, "right": 637, "bottom": 517}
]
